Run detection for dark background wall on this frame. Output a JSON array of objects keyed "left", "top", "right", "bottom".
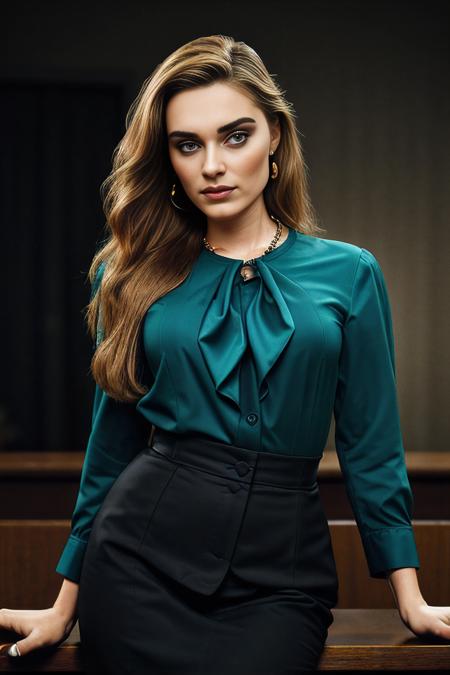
[{"left": 1, "top": 0, "right": 448, "bottom": 451}]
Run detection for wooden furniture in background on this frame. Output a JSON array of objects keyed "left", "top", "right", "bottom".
[
  {"left": 0, "top": 520, "right": 448, "bottom": 610},
  {"left": 1, "top": 450, "right": 449, "bottom": 519}
]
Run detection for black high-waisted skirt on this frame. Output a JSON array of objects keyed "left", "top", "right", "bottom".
[{"left": 77, "top": 427, "right": 339, "bottom": 674}]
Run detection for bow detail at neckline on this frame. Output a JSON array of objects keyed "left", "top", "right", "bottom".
[{"left": 197, "top": 257, "right": 296, "bottom": 408}]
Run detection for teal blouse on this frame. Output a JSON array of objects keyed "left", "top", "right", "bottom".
[{"left": 56, "top": 226, "right": 420, "bottom": 584}]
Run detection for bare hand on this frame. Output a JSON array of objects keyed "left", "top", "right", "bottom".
[
  {"left": 401, "top": 602, "right": 450, "bottom": 640},
  {"left": 0, "top": 606, "right": 77, "bottom": 657}
]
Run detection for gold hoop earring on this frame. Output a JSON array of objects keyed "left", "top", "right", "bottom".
[
  {"left": 269, "top": 151, "right": 279, "bottom": 179},
  {"left": 170, "top": 183, "right": 191, "bottom": 212}
]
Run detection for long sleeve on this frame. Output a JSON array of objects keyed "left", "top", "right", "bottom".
[
  {"left": 333, "top": 247, "right": 420, "bottom": 579},
  {"left": 55, "top": 263, "right": 152, "bottom": 583}
]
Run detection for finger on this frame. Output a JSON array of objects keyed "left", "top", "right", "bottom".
[
  {"left": 0, "top": 609, "right": 22, "bottom": 633},
  {"left": 10, "top": 629, "right": 45, "bottom": 658},
  {"left": 0, "top": 644, "right": 13, "bottom": 655},
  {"left": 437, "top": 621, "right": 450, "bottom": 640},
  {"left": 6, "top": 643, "right": 21, "bottom": 657},
  {"left": 437, "top": 608, "right": 450, "bottom": 627}
]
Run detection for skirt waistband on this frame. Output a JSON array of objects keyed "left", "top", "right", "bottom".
[{"left": 149, "top": 427, "right": 322, "bottom": 489}]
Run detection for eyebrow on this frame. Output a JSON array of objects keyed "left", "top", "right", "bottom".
[{"left": 168, "top": 117, "right": 257, "bottom": 141}]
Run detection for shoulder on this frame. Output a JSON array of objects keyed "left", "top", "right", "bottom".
[
  {"left": 293, "top": 230, "right": 361, "bottom": 258},
  {"left": 297, "top": 230, "right": 382, "bottom": 264},
  {"left": 293, "top": 229, "right": 376, "bottom": 269},
  {"left": 292, "top": 231, "right": 384, "bottom": 294}
]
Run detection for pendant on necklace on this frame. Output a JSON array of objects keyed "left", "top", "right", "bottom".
[{"left": 240, "top": 264, "right": 257, "bottom": 281}]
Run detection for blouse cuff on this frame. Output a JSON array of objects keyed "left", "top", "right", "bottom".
[
  {"left": 361, "top": 525, "right": 420, "bottom": 579},
  {"left": 55, "top": 534, "right": 87, "bottom": 583}
]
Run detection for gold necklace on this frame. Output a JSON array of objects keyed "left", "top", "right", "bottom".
[{"left": 203, "top": 214, "right": 284, "bottom": 269}]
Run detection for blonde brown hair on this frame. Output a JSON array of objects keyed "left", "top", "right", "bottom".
[{"left": 87, "top": 34, "right": 326, "bottom": 402}]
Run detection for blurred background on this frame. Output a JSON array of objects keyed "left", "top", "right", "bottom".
[{"left": 1, "top": 0, "right": 449, "bottom": 453}]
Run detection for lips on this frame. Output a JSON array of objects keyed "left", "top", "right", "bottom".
[
  {"left": 202, "top": 188, "right": 235, "bottom": 200},
  {"left": 202, "top": 185, "right": 235, "bottom": 193}
]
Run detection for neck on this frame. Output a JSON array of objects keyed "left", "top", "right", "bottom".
[{"left": 204, "top": 214, "right": 284, "bottom": 258}]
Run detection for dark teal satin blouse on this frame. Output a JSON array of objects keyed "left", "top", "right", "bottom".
[{"left": 56, "top": 226, "right": 420, "bottom": 583}]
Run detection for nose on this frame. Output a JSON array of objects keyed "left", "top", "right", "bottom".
[{"left": 202, "top": 144, "right": 226, "bottom": 176}]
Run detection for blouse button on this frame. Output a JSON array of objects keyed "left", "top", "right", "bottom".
[{"left": 246, "top": 413, "right": 258, "bottom": 426}]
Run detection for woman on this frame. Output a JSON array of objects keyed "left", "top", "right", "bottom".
[{"left": 3, "top": 34, "right": 450, "bottom": 673}]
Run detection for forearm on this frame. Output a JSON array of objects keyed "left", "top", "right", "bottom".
[
  {"left": 53, "top": 578, "right": 79, "bottom": 628},
  {"left": 387, "top": 567, "right": 427, "bottom": 619}
]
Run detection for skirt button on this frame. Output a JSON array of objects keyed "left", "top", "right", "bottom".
[{"left": 235, "top": 461, "right": 250, "bottom": 477}]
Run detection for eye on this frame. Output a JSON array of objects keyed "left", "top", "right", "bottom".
[
  {"left": 177, "top": 130, "right": 250, "bottom": 154},
  {"left": 227, "top": 130, "right": 249, "bottom": 145},
  {"left": 178, "top": 141, "right": 199, "bottom": 154}
]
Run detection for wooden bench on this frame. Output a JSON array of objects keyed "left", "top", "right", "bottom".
[{"left": 1, "top": 609, "right": 449, "bottom": 671}]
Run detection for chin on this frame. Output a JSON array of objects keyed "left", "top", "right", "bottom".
[{"left": 205, "top": 208, "right": 243, "bottom": 220}]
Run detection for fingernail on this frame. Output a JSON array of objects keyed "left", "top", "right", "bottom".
[{"left": 7, "top": 643, "right": 21, "bottom": 657}]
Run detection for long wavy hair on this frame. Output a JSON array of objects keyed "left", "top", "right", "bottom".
[{"left": 87, "top": 34, "right": 326, "bottom": 402}]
